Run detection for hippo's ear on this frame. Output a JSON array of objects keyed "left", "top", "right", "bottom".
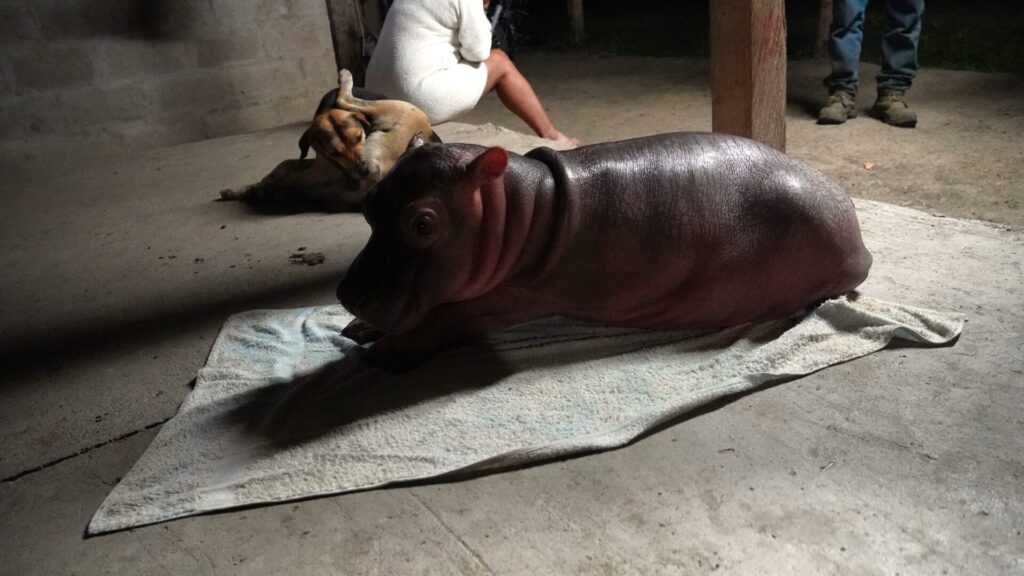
[
  {"left": 408, "top": 131, "right": 427, "bottom": 149},
  {"left": 468, "top": 147, "right": 508, "bottom": 182}
]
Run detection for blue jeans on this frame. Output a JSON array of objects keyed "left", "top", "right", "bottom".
[{"left": 824, "top": 0, "right": 925, "bottom": 95}]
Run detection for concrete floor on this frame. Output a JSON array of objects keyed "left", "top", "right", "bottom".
[{"left": 2, "top": 55, "right": 1023, "bottom": 575}]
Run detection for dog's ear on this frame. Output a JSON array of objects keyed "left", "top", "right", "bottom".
[
  {"left": 408, "top": 131, "right": 427, "bottom": 149},
  {"left": 298, "top": 128, "right": 312, "bottom": 160},
  {"left": 351, "top": 112, "right": 371, "bottom": 134}
]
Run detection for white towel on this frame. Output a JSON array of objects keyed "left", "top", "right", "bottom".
[{"left": 87, "top": 294, "right": 962, "bottom": 535}]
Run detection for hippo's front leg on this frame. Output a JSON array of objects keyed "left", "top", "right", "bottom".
[
  {"left": 357, "top": 291, "right": 548, "bottom": 372},
  {"left": 341, "top": 318, "right": 385, "bottom": 344}
]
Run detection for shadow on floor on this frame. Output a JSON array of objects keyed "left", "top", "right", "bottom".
[{"left": 0, "top": 268, "right": 347, "bottom": 380}]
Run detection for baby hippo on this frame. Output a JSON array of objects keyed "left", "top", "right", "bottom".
[{"left": 337, "top": 132, "right": 872, "bottom": 369}]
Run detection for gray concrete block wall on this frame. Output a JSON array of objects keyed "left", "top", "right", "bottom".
[{"left": 0, "top": 0, "right": 341, "bottom": 152}]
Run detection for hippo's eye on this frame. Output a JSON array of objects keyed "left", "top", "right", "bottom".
[
  {"left": 414, "top": 215, "right": 434, "bottom": 237},
  {"left": 403, "top": 207, "right": 440, "bottom": 247}
]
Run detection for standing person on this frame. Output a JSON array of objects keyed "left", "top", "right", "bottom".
[
  {"left": 366, "top": 0, "right": 579, "bottom": 145},
  {"left": 818, "top": 0, "right": 925, "bottom": 128}
]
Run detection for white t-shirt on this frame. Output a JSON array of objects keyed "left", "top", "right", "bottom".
[{"left": 366, "top": 0, "right": 492, "bottom": 124}]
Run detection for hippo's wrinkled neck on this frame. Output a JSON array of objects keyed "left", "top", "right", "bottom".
[{"left": 451, "top": 152, "right": 562, "bottom": 301}]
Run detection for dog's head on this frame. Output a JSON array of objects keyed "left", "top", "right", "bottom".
[{"left": 299, "top": 109, "right": 371, "bottom": 178}]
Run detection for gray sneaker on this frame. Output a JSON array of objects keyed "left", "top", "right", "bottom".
[
  {"left": 870, "top": 91, "right": 917, "bottom": 128},
  {"left": 818, "top": 91, "right": 857, "bottom": 125}
]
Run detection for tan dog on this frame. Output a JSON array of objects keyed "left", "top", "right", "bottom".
[
  {"left": 331, "top": 69, "right": 436, "bottom": 182},
  {"left": 305, "top": 107, "right": 371, "bottom": 178},
  {"left": 219, "top": 69, "right": 435, "bottom": 212}
]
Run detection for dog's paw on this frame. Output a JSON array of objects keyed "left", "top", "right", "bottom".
[
  {"left": 359, "top": 143, "right": 387, "bottom": 181},
  {"left": 363, "top": 160, "right": 385, "bottom": 183},
  {"left": 338, "top": 69, "right": 354, "bottom": 97}
]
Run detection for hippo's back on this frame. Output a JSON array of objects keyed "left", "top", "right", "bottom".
[
  {"left": 560, "top": 132, "right": 849, "bottom": 215},
  {"left": 529, "top": 132, "right": 858, "bottom": 255},
  {"left": 523, "top": 132, "right": 871, "bottom": 328}
]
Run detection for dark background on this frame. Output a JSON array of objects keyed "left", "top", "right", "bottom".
[{"left": 518, "top": 0, "right": 1024, "bottom": 73}]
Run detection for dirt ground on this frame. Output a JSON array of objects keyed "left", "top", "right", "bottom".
[{"left": 459, "top": 52, "right": 1024, "bottom": 227}]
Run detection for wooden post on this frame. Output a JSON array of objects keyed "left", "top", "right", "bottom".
[
  {"left": 568, "top": 0, "right": 585, "bottom": 46},
  {"left": 325, "top": 0, "right": 366, "bottom": 86},
  {"left": 709, "top": 0, "right": 787, "bottom": 152},
  {"left": 814, "top": 0, "right": 833, "bottom": 58}
]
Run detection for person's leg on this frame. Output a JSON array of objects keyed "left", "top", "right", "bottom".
[
  {"left": 869, "top": 0, "right": 923, "bottom": 127},
  {"left": 818, "top": 0, "right": 870, "bottom": 124},
  {"left": 483, "top": 49, "right": 579, "bottom": 145},
  {"left": 823, "top": 0, "right": 870, "bottom": 95},
  {"left": 876, "top": 0, "right": 924, "bottom": 92}
]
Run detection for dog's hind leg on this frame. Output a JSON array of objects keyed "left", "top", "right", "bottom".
[
  {"left": 219, "top": 160, "right": 311, "bottom": 202},
  {"left": 332, "top": 68, "right": 436, "bottom": 138},
  {"left": 219, "top": 158, "right": 364, "bottom": 212},
  {"left": 334, "top": 69, "right": 387, "bottom": 113}
]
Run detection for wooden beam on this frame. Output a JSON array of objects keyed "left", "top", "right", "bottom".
[
  {"left": 324, "top": 0, "right": 365, "bottom": 86},
  {"left": 709, "top": 0, "right": 787, "bottom": 151},
  {"left": 568, "top": 0, "right": 585, "bottom": 46}
]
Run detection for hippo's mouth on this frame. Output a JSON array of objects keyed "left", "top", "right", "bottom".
[
  {"left": 346, "top": 290, "right": 427, "bottom": 335},
  {"left": 337, "top": 247, "right": 437, "bottom": 335}
]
